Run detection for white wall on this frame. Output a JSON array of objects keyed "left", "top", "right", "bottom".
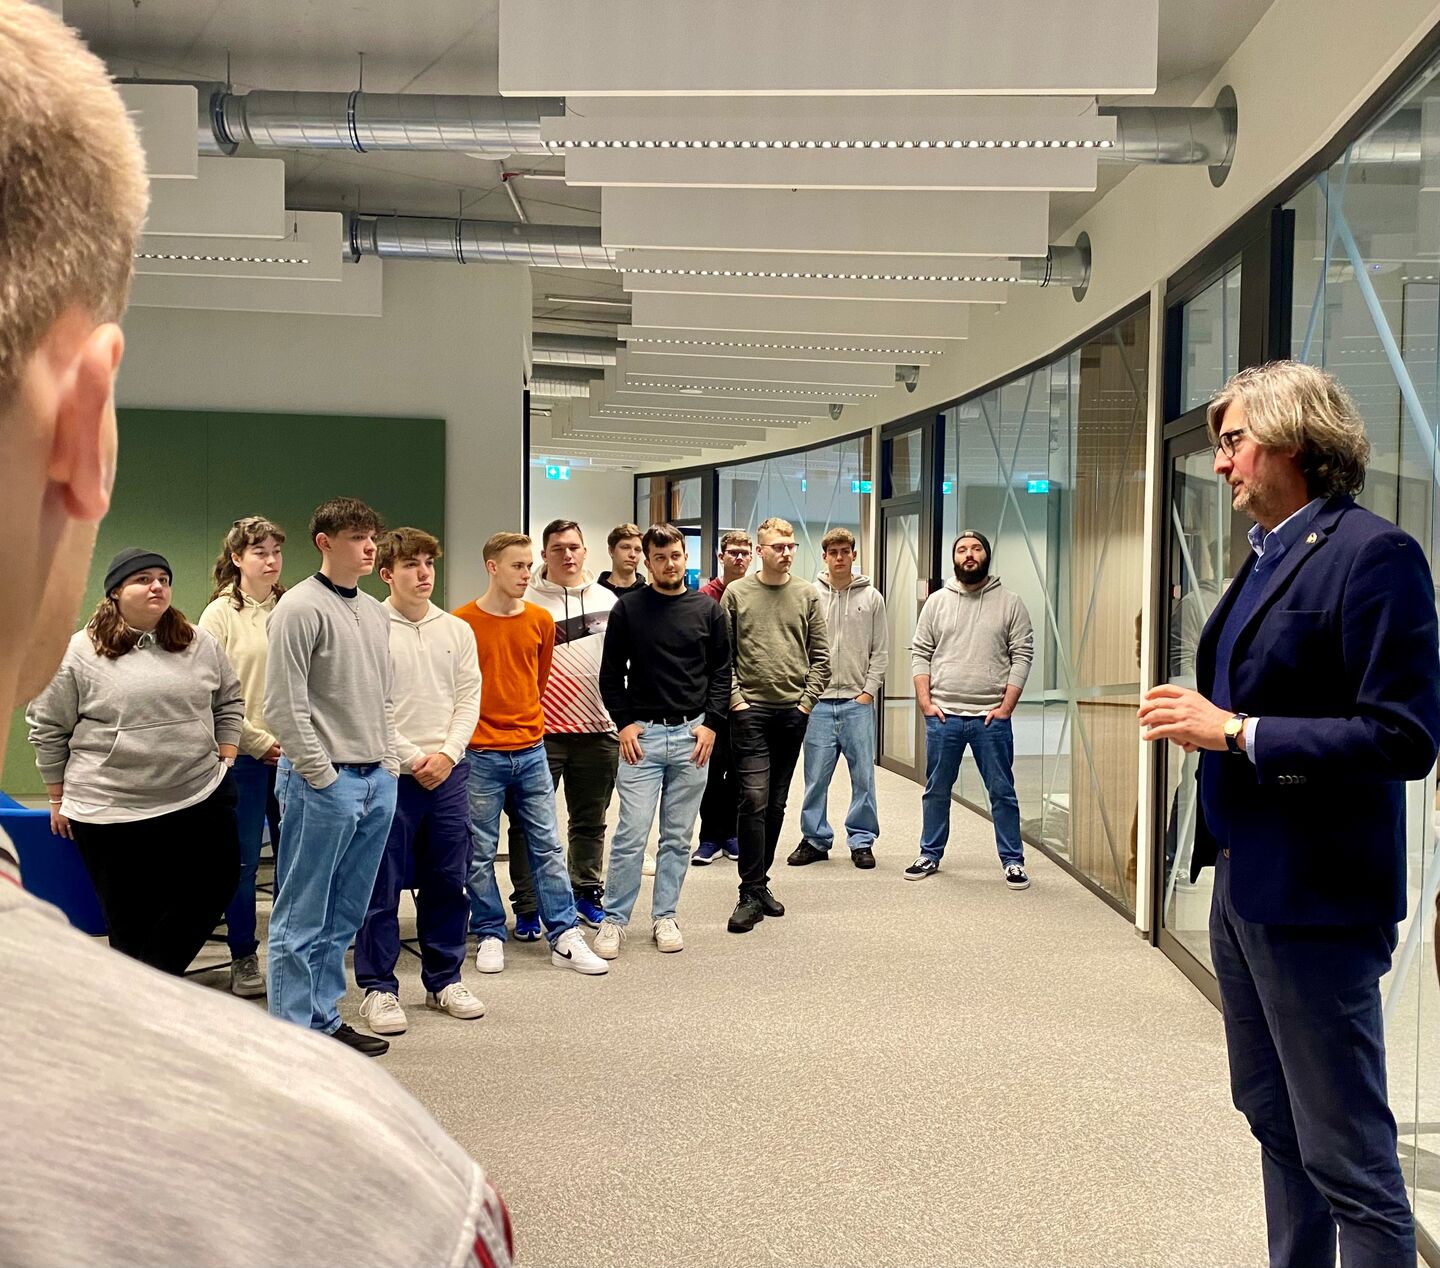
[
  {"left": 528, "top": 464, "right": 638, "bottom": 573},
  {"left": 115, "top": 259, "right": 532, "bottom": 602}
]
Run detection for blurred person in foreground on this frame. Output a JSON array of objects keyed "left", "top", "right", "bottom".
[{"left": 0, "top": 5, "right": 511, "bottom": 1263}]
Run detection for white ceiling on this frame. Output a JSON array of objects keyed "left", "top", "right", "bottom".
[{"left": 69, "top": 0, "right": 1278, "bottom": 464}]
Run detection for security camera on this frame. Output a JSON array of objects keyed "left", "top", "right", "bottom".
[
  {"left": 895, "top": 365, "right": 921, "bottom": 393},
  {"left": 829, "top": 403, "right": 844, "bottom": 420}
]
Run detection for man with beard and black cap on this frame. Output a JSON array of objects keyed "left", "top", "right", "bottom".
[{"left": 907, "top": 530, "right": 1034, "bottom": 888}]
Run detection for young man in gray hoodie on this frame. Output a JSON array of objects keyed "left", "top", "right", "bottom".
[
  {"left": 908, "top": 530, "right": 1035, "bottom": 889},
  {"left": 789, "top": 527, "right": 888, "bottom": 869}
]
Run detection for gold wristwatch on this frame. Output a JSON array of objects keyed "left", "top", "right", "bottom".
[{"left": 1223, "top": 712, "right": 1249, "bottom": 755}]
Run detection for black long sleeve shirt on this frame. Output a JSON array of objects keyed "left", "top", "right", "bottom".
[{"left": 599, "top": 586, "right": 731, "bottom": 732}]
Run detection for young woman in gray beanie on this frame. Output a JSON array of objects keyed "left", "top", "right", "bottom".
[{"left": 26, "top": 548, "right": 246, "bottom": 975}]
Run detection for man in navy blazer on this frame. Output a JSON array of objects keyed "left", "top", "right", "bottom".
[{"left": 1140, "top": 361, "right": 1440, "bottom": 1268}]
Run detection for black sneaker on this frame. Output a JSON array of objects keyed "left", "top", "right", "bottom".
[
  {"left": 851, "top": 847, "right": 876, "bottom": 870},
  {"left": 1004, "top": 864, "right": 1031, "bottom": 891},
  {"left": 727, "top": 895, "right": 765, "bottom": 934},
  {"left": 330, "top": 1022, "right": 389, "bottom": 1058},
  {"left": 903, "top": 857, "right": 940, "bottom": 881},
  {"left": 786, "top": 841, "right": 829, "bottom": 866},
  {"left": 755, "top": 887, "right": 785, "bottom": 917}
]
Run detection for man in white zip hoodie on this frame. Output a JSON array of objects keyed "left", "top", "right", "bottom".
[
  {"left": 788, "top": 527, "right": 888, "bottom": 869},
  {"left": 506, "top": 519, "right": 618, "bottom": 933},
  {"left": 355, "top": 528, "right": 486, "bottom": 1036},
  {"left": 908, "top": 530, "right": 1035, "bottom": 889}
]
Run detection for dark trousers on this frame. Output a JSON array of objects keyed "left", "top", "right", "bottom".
[
  {"left": 509, "top": 731, "right": 618, "bottom": 913},
  {"left": 354, "top": 759, "right": 472, "bottom": 996},
  {"left": 1211, "top": 858, "right": 1413, "bottom": 1268},
  {"left": 731, "top": 705, "right": 809, "bottom": 893},
  {"left": 72, "top": 777, "right": 240, "bottom": 976},
  {"left": 698, "top": 721, "right": 738, "bottom": 845}
]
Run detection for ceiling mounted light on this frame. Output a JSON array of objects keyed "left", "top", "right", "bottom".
[{"left": 545, "top": 293, "right": 632, "bottom": 308}]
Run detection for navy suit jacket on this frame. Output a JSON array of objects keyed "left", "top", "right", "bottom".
[{"left": 1194, "top": 495, "right": 1440, "bottom": 925}]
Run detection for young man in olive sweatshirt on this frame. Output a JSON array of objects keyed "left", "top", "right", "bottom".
[{"left": 721, "top": 517, "right": 830, "bottom": 933}]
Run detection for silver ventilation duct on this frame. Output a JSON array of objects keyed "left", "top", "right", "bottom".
[
  {"left": 202, "top": 89, "right": 563, "bottom": 156},
  {"left": 1014, "top": 242, "right": 1090, "bottom": 291},
  {"left": 533, "top": 334, "right": 619, "bottom": 367},
  {"left": 531, "top": 365, "right": 605, "bottom": 397},
  {"left": 347, "top": 215, "right": 614, "bottom": 269},
  {"left": 1101, "top": 101, "right": 1237, "bottom": 167}
]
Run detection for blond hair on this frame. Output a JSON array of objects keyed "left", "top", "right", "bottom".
[
  {"left": 756, "top": 516, "right": 795, "bottom": 544},
  {"left": 1207, "top": 362, "right": 1370, "bottom": 499},
  {"left": 483, "top": 531, "right": 531, "bottom": 563},
  {"left": 0, "top": 5, "right": 149, "bottom": 410}
]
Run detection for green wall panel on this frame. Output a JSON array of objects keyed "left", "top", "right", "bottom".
[{"left": 4, "top": 408, "right": 444, "bottom": 796}]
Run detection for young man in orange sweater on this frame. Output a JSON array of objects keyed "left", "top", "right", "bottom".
[{"left": 453, "top": 532, "right": 607, "bottom": 976}]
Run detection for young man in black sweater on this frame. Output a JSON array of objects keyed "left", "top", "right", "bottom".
[{"left": 593, "top": 524, "right": 731, "bottom": 957}]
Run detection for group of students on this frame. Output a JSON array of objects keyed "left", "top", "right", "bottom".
[{"left": 26, "top": 495, "right": 1040, "bottom": 1057}]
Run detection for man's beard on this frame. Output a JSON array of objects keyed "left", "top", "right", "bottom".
[{"left": 955, "top": 558, "right": 990, "bottom": 584}]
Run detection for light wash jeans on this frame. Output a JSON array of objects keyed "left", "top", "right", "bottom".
[
  {"left": 919, "top": 714, "right": 1023, "bottom": 866},
  {"left": 603, "top": 718, "right": 710, "bottom": 925},
  {"left": 799, "top": 698, "right": 880, "bottom": 852},
  {"left": 267, "top": 758, "right": 398, "bottom": 1033},
  {"left": 465, "top": 743, "right": 579, "bottom": 946}
]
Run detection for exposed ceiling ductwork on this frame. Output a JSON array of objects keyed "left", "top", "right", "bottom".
[
  {"left": 199, "top": 87, "right": 564, "bottom": 156},
  {"left": 1100, "top": 100, "right": 1237, "bottom": 168},
  {"left": 530, "top": 365, "right": 605, "bottom": 396},
  {"left": 346, "top": 215, "right": 614, "bottom": 268},
  {"left": 533, "top": 334, "right": 619, "bottom": 367}
]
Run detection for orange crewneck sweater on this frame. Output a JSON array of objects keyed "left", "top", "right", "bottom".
[{"left": 452, "top": 599, "right": 555, "bottom": 751}]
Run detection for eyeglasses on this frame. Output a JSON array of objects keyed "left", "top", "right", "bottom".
[
  {"left": 1212, "top": 427, "right": 1250, "bottom": 458},
  {"left": 723, "top": 549, "right": 753, "bottom": 561},
  {"left": 764, "top": 542, "right": 798, "bottom": 554}
]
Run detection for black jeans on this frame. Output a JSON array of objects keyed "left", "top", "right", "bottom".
[
  {"left": 730, "top": 704, "right": 809, "bottom": 893},
  {"left": 72, "top": 776, "right": 241, "bottom": 976},
  {"left": 697, "top": 720, "right": 737, "bottom": 845}
]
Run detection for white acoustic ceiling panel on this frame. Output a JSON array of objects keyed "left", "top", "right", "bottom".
[
  {"left": 552, "top": 97, "right": 1110, "bottom": 190},
  {"left": 567, "top": 401, "right": 771, "bottom": 441},
  {"left": 135, "top": 211, "right": 344, "bottom": 282},
  {"left": 603, "top": 188, "right": 1049, "bottom": 257},
  {"left": 144, "top": 157, "right": 288, "bottom": 239},
  {"left": 621, "top": 350, "right": 896, "bottom": 387},
  {"left": 620, "top": 326, "right": 949, "bottom": 365},
  {"left": 615, "top": 249, "right": 1020, "bottom": 281},
  {"left": 595, "top": 388, "right": 831, "bottom": 419},
  {"left": 130, "top": 256, "right": 383, "bottom": 317},
  {"left": 117, "top": 84, "right": 199, "bottom": 179},
  {"left": 631, "top": 292, "right": 971, "bottom": 339},
  {"left": 501, "top": 0, "right": 1158, "bottom": 96},
  {"left": 623, "top": 270, "right": 1007, "bottom": 304}
]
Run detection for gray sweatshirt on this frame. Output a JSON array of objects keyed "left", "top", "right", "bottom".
[
  {"left": 26, "top": 627, "right": 244, "bottom": 822},
  {"left": 264, "top": 575, "right": 399, "bottom": 789},
  {"left": 910, "top": 575, "right": 1034, "bottom": 714},
  {"left": 814, "top": 572, "right": 888, "bottom": 700}
]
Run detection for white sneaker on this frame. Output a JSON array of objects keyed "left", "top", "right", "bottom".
[
  {"left": 551, "top": 926, "right": 609, "bottom": 975},
  {"left": 642, "top": 853, "right": 657, "bottom": 877},
  {"left": 593, "top": 917, "right": 626, "bottom": 960},
  {"left": 427, "top": 981, "right": 486, "bottom": 1020},
  {"left": 653, "top": 917, "right": 684, "bottom": 954},
  {"left": 359, "top": 989, "right": 408, "bottom": 1036},
  {"left": 474, "top": 936, "right": 505, "bottom": 974}
]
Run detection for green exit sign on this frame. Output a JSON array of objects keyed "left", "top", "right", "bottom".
[
  {"left": 1027, "top": 478, "right": 1051, "bottom": 494},
  {"left": 545, "top": 464, "right": 571, "bottom": 481}
]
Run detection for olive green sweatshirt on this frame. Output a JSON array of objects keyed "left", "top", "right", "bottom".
[{"left": 721, "top": 573, "right": 831, "bottom": 711}]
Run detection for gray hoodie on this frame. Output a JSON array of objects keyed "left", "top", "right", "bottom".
[
  {"left": 814, "top": 571, "right": 888, "bottom": 700},
  {"left": 910, "top": 575, "right": 1034, "bottom": 714}
]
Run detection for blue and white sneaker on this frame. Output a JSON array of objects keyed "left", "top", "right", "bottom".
[
  {"left": 574, "top": 895, "right": 606, "bottom": 928},
  {"left": 903, "top": 857, "right": 940, "bottom": 881},
  {"left": 691, "top": 840, "right": 724, "bottom": 866},
  {"left": 721, "top": 837, "right": 740, "bottom": 862},
  {"left": 513, "top": 912, "right": 542, "bottom": 941}
]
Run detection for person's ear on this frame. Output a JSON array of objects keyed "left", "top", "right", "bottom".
[
  {"left": 315, "top": 532, "right": 330, "bottom": 554},
  {"left": 48, "top": 322, "right": 123, "bottom": 523},
  {"left": 379, "top": 566, "right": 394, "bottom": 586}
]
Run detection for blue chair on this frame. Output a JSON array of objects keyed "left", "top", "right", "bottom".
[{"left": 0, "top": 789, "right": 107, "bottom": 936}]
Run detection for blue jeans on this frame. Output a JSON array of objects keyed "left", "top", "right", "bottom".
[
  {"left": 799, "top": 699, "right": 879, "bottom": 851},
  {"left": 224, "top": 754, "right": 275, "bottom": 957},
  {"left": 603, "top": 718, "right": 710, "bottom": 925},
  {"left": 919, "top": 714, "right": 1023, "bottom": 866},
  {"left": 355, "top": 758, "right": 472, "bottom": 996},
  {"left": 466, "top": 743, "right": 578, "bottom": 945},
  {"left": 1211, "top": 857, "right": 1411, "bottom": 1267},
  {"left": 267, "top": 759, "right": 398, "bottom": 1033}
]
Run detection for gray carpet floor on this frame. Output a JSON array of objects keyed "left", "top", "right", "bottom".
[{"left": 206, "top": 763, "right": 1269, "bottom": 1267}]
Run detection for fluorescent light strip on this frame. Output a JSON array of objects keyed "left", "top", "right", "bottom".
[
  {"left": 628, "top": 379, "right": 875, "bottom": 398},
  {"left": 556, "top": 138, "right": 1113, "bottom": 151},
  {"left": 598, "top": 407, "right": 799, "bottom": 423},
  {"left": 135, "top": 251, "right": 311, "bottom": 265},
  {"left": 629, "top": 266, "right": 1018, "bottom": 283},
  {"left": 629, "top": 336, "right": 944, "bottom": 356},
  {"left": 545, "top": 294, "right": 632, "bottom": 308}
]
